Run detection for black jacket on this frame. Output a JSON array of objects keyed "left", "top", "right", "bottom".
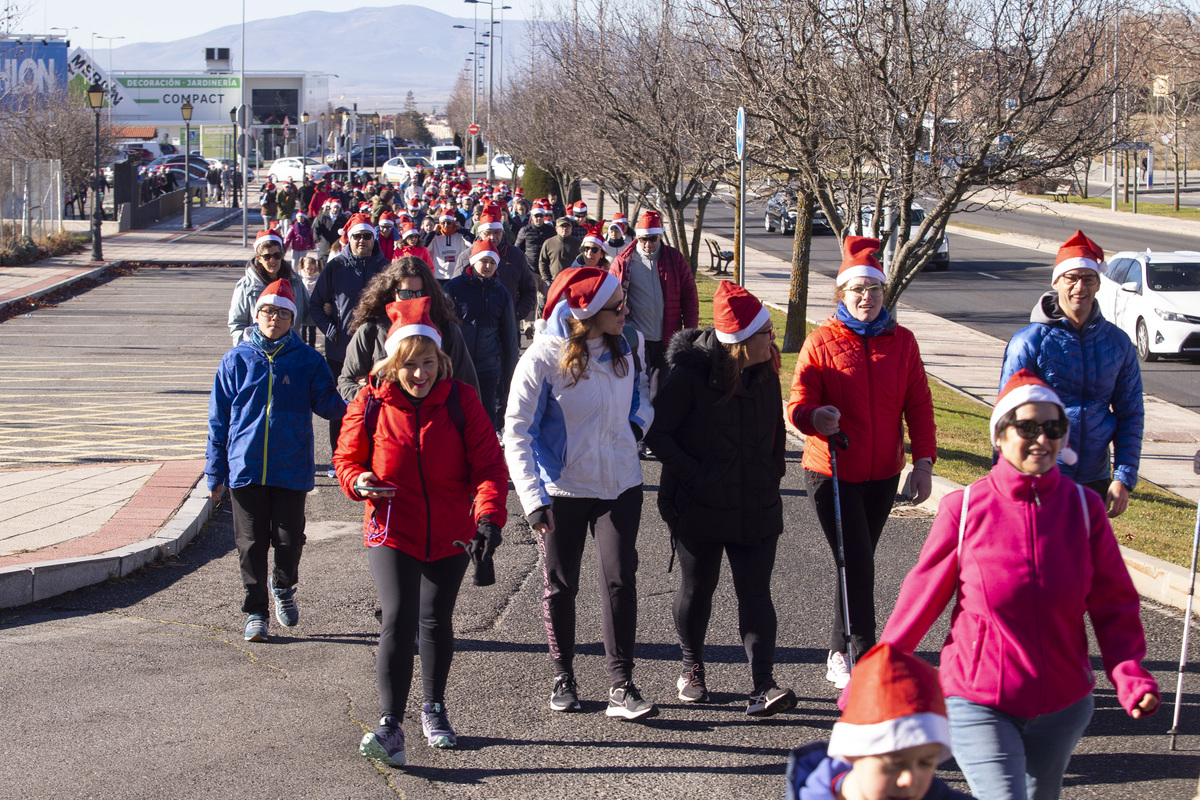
[
  {"left": 452, "top": 240, "right": 537, "bottom": 321},
  {"left": 442, "top": 267, "right": 519, "bottom": 380},
  {"left": 646, "top": 329, "right": 786, "bottom": 544},
  {"left": 514, "top": 222, "right": 554, "bottom": 273}
]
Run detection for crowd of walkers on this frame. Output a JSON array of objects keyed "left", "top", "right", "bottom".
[{"left": 203, "top": 164, "right": 1159, "bottom": 797}]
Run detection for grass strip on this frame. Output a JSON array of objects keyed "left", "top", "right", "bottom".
[{"left": 1031, "top": 194, "right": 1200, "bottom": 223}]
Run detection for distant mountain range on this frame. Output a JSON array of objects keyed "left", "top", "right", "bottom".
[{"left": 100, "top": 5, "right": 529, "bottom": 111}]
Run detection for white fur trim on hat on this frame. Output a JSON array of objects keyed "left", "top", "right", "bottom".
[
  {"left": 470, "top": 245, "right": 501, "bottom": 266},
  {"left": 635, "top": 224, "right": 664, "bottom": 236},
  {"left": 572, "top": 272, "right": 621, "bottom": 320},
  {"left": 254, "top": 292, "right": 297, "bottom": 317},
  {"left": 1052, "top": 256, "right": 1107, "bottom": 283},
  {"left": 384, "top": 323, "right": 442, "bottom": 356},
  {"left": 582, "top": 234, "right": 606, "bottom": 250},
  {"left": 836, "top": 265, "right": 887, "bottom": 286},
  {"left": 346, "top": 220, "right": 375, "bottom": 238},
  {"left": 715, "top": 304, "right": 772, "bottom": 344},
  {"left": 828, "top": 712, "right": 952, "bottom": 763},
  {"left": 255, "top": 231, "right": 284, "bottom": 251}
]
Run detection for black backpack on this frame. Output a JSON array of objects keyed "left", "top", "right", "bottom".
[{"left": 361, "top": 377, "right": 466, "bottom": 467}]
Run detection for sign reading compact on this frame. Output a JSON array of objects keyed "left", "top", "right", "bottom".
[{"left": 120, "top": 76, "right": 239, "bottom": 106}]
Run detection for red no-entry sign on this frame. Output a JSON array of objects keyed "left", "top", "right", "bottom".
[{"left": 469, "top": 124, "right": 479, "bottom": 135}]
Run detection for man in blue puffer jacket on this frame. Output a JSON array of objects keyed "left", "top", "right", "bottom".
[
  {"left": 206, "top": 279, "right": 347, "bottom": 643},
  {"left": 1000, "top": 230, "right": 1143, "bottom": 517}
]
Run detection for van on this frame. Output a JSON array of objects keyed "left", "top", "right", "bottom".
[
  {"left": 430, "top": 145, "right": 462, "bottom": 169},
  {"left": 118, "top": 141, "right": 177, "bottom": 163}
]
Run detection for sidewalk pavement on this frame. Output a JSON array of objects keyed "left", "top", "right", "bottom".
[{"left": 3, "top": 189, "right": 1200, "bottom": 615}]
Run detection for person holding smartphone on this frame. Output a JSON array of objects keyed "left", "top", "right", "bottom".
[{"left": 334, "top": 297, "right": 509, "bottom": 767}]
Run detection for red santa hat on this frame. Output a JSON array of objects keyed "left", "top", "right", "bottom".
[
  {"left": 477, "top": 205, "right": 505, "bottom": 232},
  {"left": 401, "top": 221, "right": 421, "bottom": 241},
  {"left": 1053, "top": 230, "right": 1107, "bottom": 283},
  {"left": 572, "top": 201, "right": 588, "bottom": 217},
  {"left": 713, "top": 281, "right": 772, "bottom": 344},
  {"left": 438, "top": 205, "right": 457, "bottom": 224},
  {"left": 377, "top": 211, "right": 396, "bottom": 229},
  {"left": 294, "top": 209, "right": 308, "bottom": 221},
  {"left": 468, "top": 238, "right": 501, "bottom": 268},
  {"left": 827, "top": 643, "right": 952, "bottom": 763},
  {"left": 635, "top": 210, "right": 664, "bottom": 237},
  {"left": 989, "top": 369, "right": 1077, "bottom": 463},
  {"left": 530, "top": 201, "right": 547, "bottom": 217},
  {"left": 253, "top": 278, "right": 297, "bottom": 317},
  {"left": 514, "top": 186, "right": 524, "bottom": 197},
  {"left": 339, "top": 213, "right": 376, "bottom": 244},
  {"left": 358, "top": 201, "right": 372, "bottom": 213},
  {"left": 541, "top": 266, "right": 621, "bottom": 322},
  {"left": 254, "top": 229, "right": 283, "bottom": 252},
  {"left": 581, "top": 221, "right": 606, "bottom": 251},
  {"left": 611, "top": 212, "right": 628, "bottom": 231},
  {"left": 408, "top": 196, "right": 420, "bottom": 208},
  {"left": 383, "top": 296, "right": 442, "bottom": 357},
  {"left": 837, "top": 235, "right": 886, "bottom": 286}
]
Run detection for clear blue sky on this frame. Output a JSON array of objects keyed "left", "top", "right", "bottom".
[{"left": 21, "top": 0, "right": 534, "bottom": 46}]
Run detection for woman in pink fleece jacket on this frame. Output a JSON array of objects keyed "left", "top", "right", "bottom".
[{"left": 878, "top": 369, "right": 1158, "bottom": 800}]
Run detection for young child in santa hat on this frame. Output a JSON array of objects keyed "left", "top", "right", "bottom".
[{"left": 785, "top": 643, "right": 969, "bottom": 800}]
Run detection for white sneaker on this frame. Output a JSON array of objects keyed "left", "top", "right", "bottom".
[{"left": 826, "top": 650, "right": 851, "bottom": 689}]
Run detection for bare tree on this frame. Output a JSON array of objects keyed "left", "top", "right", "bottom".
[{"left": 0, "top": 84, "right": 113, "bottom": 193}]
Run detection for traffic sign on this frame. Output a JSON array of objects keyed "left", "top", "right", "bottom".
[
  {"left": 237, "top": 133, "right": 255, "bottom": 159},
  {"left": 736, "top": 106, "right": 745, "bottom": 160},
  {"left": 469, "top": 124, "right": 479, "bottom": 135},
  {"left": 235, "top": 104, "right": 249, "bottom": 128}
]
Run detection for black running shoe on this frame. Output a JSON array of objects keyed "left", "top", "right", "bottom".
[
  {"left": 747, "top": 681, "right": 797, "bottom": 717},
  {"left": 550, "top": 673, "right": 582, "bottom": 712},
  {"left": 606, "top": 682, "right": 657, "bottom": 721},
  {"left": 676, "top": 663, "right": 709, "bottom": 703}
]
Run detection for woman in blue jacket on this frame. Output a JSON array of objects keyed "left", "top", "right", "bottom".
[{"left": 206, "top": 278, "right": 346, "bottom": 643}]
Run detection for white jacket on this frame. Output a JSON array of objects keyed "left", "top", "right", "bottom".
[{"left": 503, "top": 302, "right": 653, "bottom": 515}]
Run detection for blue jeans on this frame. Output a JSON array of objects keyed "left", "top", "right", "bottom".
[{"left": 946, "top": 693, "right": 1094, "bottom": 800}]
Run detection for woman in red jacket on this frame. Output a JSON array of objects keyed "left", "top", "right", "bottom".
[
  {"left": 786, "top": 236, "right": 937, "bottom": 691},
  {"left": 334, "top": 296, "right": 508, "bottom": 767}
]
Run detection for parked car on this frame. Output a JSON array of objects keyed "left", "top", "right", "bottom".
[
  {"left": 857, "top": 204, "right": 949, "bottom": 271},
  {"left": 764, "top": 190, "right": 831, "bottom": 235},
  {"left": 381, "top": 154, "right": 434, "bottom": 184},
  {"left": 1097, "top": 250, "right": 1200, "bottom": 362},
  {"left": 347, "top": 144, "right": 394, "bottom": 169},
  {"left": 490, "top": 153, "right": 523, "bottom": 181},
  {"left": 265, "top": 157, "right": 333, "bottom": 184},
  {"left": 119, "top": 141, "right": 177, "bottom": 162},
  {"left": 146, "top": 154, "right": 211, "bottom": 172}
]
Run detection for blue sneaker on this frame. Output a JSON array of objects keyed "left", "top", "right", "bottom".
[
  {"left": 244, "top": 613, "right": 268, "bottom": 642},
  {"left": 360, "top": 716, "right": 405, "bottom": 767},
  {"left": 268, "top": 576, "right": 299, "bottom": 627},
  {"left": 326, "top": 467, "right": 336, "bottom": 478},
  {"left": 421, "top": 702, "right": 457, "bottom": 748}
]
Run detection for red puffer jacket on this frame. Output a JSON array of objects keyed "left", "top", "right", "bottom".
[
  {"left": 334, "top": 377, "right": 509, "bottom": 560},
  {"left": 787, "top": 315, "right": 936, "bottom": 482},
  {"left": 609, "top": 241, "right": 699, "bottom": 344}
]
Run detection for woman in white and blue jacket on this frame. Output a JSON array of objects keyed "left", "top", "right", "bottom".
[
  {"left": 206, "top": 278, "right": 346, "bottom": 643},
  {"left": 503, "top": 267, "right": 657, "bottom": 722}
]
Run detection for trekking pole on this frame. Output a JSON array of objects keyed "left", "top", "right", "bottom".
[
  {"left": 829, "top": 431, "right": 854, "bottom": 670},
  {"left": 1169, "top": 448, "right": 1200, "bottom": 752}
]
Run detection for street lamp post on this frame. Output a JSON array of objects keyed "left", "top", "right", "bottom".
[
  {"left": 86, "top": 82, "right": 104, "bottom": 261},
  {"left": 319, "top": 112, "right": 326, "bottom": 165},
  {"left": 229, "top": 106, "right": 240, "bottom": 210},
  {"left": 301, "top": 110, "right": 310, "bottom": 183},
  {"left": 182, "top": 100, "right": 194, "bottom": 230},
  {"left": 466, "top": 0, "right": 496, "bottom": 181}
]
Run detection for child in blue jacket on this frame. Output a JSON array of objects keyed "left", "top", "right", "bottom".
[{"left": 206, "top": 278, "right": 346, "bottom": 643}]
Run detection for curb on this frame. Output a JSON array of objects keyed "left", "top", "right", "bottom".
[
  {"left": 0, "top": 261, "right": 119, "bottom": 316},
  {"left": 0, "top": 483, "right": 215, "bottom": 610}
]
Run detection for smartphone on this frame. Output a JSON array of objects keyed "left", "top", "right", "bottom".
[{"left": 356, "top": 483, "right": 396, "bottom": 498}]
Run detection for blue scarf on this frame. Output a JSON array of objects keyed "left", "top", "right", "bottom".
[
  {"left": 248, "top": 325, "right": 289, "bottom": 355},
  {"left": 835, "top": 302, "right": 892, "bottom": 338}
]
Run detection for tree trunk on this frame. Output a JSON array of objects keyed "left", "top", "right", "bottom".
[{"left": 783, "top": 191, "right": 814, "bottom": 354}]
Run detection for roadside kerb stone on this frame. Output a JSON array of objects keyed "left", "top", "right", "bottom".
[{"left": 0, "top": 263, "right": 115, "bottom": 315}]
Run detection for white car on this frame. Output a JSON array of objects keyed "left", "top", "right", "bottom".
[
  {"left": 381, "top": 155, "right": 433, "bottom": 184},
  {"left": 1097, "top": 250, "right": 1200, "bottom": 362},
  {"left": 490, "top": 153, "right": 523, "bottom": 182},
  {"left": 266, "top": 157, "right": 332, "bottom": 184}
]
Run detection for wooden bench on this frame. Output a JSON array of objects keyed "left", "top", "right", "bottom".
[
  {"left": 1050, "top": 183, "right": 1073, "bottom": 202},
  {"left": 705, "top": 238, "right": 734, "bottom": 274}
]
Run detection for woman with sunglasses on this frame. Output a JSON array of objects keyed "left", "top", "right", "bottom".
[
  {"left": 504, "top": 267, "right": 657, "bottom": 721},
  {"left": 571, "top": 222, "right": 610, "bottom": 270},
  {"left": 874, "top": 369, "right": 1158, "bottom": 799},
  {"left": 338, "top": 256, "right": 478, "bottom": 402},
  {"left": 228, "top": 229, "right": 311, "bottom": 347},
  {"left": 787, "top": 236, "right": 937, "bottom": 690}
]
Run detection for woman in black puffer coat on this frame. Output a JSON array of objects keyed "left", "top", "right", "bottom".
[{"left": 644, "top": 281, "right": 794, "bottom": 718}]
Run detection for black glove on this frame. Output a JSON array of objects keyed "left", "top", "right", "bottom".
[
  {"left": 455, "top": 521, "right": 502, "bottom": 586},
  {"left": 526, "top": 506, "right": 552, "bottom": 531}
]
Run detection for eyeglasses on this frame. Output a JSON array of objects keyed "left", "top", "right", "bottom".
[
  {"left": 599, "top": 298, "right": 627, "bottom": 315},
  {"left": 1005, "top": 418, "right": 1068, "bottom": 440},
  {"left": 843, "top": 284, "right": 883, "bottom": 297},
  {"left": 637, "top": 236, "right": 660, "bottom": 244},
  {"left": 396, "top": 289, "right": 425, "bottom": 300},
  {"left": 260, "top": 251, "right": 283, "bottom": 261},
  {"left": 753, "top": 325, "right": 774, "bottom": 338},
  {"left": 258, "top": 307, "right": 293, "bottom": 320},
  {"left": 1058, "top": 272, "right": 1099, "bottom": 288}
]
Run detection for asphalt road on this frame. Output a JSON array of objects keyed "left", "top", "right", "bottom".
[
  {"left": 700, "top": 200, "right": 1200, "bottom": 412},
  {"left": 3, "top": 260, "right": 1200, "bottom": 797}
]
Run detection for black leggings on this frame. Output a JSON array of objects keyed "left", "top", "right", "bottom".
[
  {"left": 230, "top": 484, "right": 307, "bottom": 616},
  {"left": 805, "top": 469, "right": 900, "bottom": 659},
  {"left": 368, "top": 545, "right": 470, "bottom": 719},
  {"left": 326, "top": 357, "right": 344, "bottom": 455},
  {"left": 538, "top": 486, "right": 643, "bottom": 685},
  {"left": 673, "top": 535, "right": 780, "bottom": 691}
]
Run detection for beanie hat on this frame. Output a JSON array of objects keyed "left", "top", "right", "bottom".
[
  {"left": 581, "top": 221, "right": 606, "bottom": 251},
  {"left": 339, "top": 213, "right": 375, "bottom": 244},
  {"left": 383, "top": 296, "right": 442, "bottom": 356},
  {"left": 827, "top": 643, "right": 952, "bottom": 763},
  {"left": 477, "top": 205, "right": 505, "bottom": 232},
  {"left": 635, "top": 210, "right": 664, "bottom": 237},
  {"left": 541, "top": 266, "right": 621, "bottom": 322},
  {"left": 254, "top": 229, "right": 283, "bottom": 252},
  {"left": 989, "top": 369, "right": 1077, "bottom": 464},
  {"left": 254, "top": 278, "right": 297, "bottom": 317},
  {"left": 837, "top": 235, "right": 886, "bottom": 286},
  {"left": 713, "top": 281, "right": 771, "bottom": 344},
  {"left": 469, "top": 238, "right": 500, "bottom": 267},
  {"left": 1053, "top": 230, "right": 1107, "bottom": 283}
]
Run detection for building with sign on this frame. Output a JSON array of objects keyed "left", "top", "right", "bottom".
[
  {"left": 0, "top": 36, "right": 69, "bottom": 109},
  {"left": 67, "top": 47, "right": 332, "bottom": 162}
]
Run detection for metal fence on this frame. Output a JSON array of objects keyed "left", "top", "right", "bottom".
[{"left": 0, "top": 158, "right": 64, "bottom": 248}]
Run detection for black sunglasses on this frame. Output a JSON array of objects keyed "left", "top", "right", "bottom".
[
  {"left": 260, "top": 251, "right": 283, "bottom": 261},
  {"left": 396, "top": 289, "right": 425, "bottom": 300},
  {"left": 599, "top": 298, "right": 627, "bottom": 315},
  {"left": 1006, "top": 419, "right": 1068, "bottom": 441}
]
